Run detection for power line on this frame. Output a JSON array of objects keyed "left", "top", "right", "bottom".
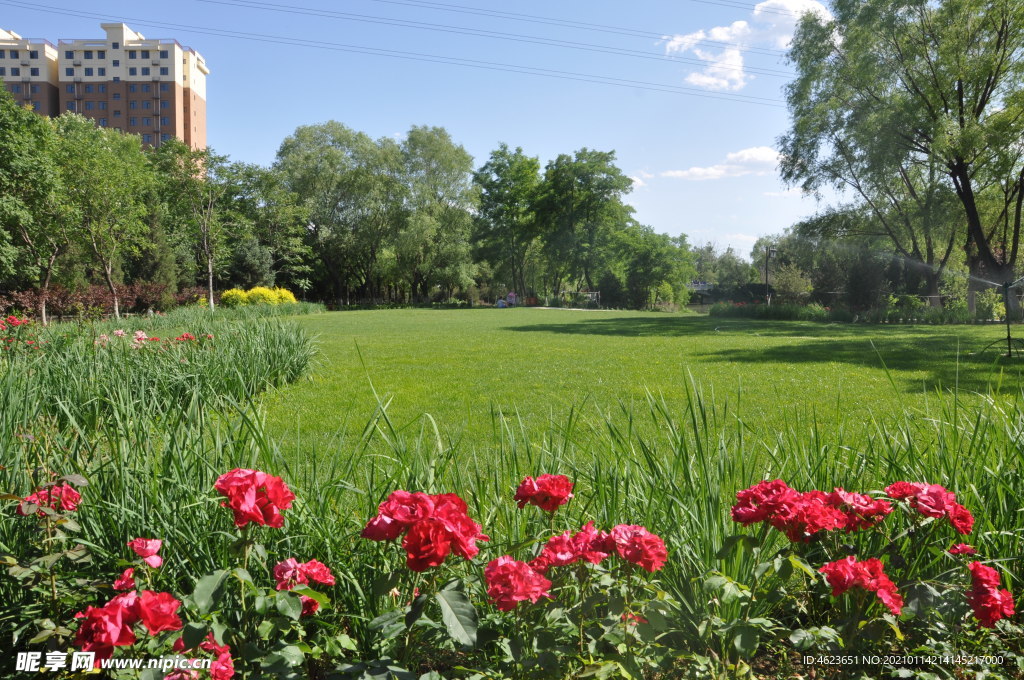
[
  {"left": 195, "top": 0, "right": 796, "bottom": 78},
  {"left": 685, "top": 0, "right": 820, "bottom": 21},
  {"left": 310, "top": 0, "right": 791, "bottom": 56},
  {"left": 0, "top": 0, "right": 787, "bottom": 107}
]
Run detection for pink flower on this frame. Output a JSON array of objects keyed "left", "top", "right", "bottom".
[
  {"left": 214, "top": 468, "right": 295, "bottom": 529},
  {"left": 273, "top": 558, "right": 335, "bottom": 591},
  {"left": 886, "top": 481, "right": 974, "bottom": 534},
  {"left": 16, "top": 483, "right": 81, "bottom": 516},
  {"left": 819, "top": 556, "right": 903, "bottom": 616},
  {"left": 610, "top": 525, "right": 668, "bottom": 572},
  {"left": 949, "top": 544, "right": 977, "bottom": 555},
  {"left": 127, "top": 538, "right": 163, "bottom": 569},
  {"left": 514, "top": 474, "right": 574, "bottom": 513},
  {"left": 485, "top": 556, "right": 552, "bottom": 611},
  {"left": 112, "top": 568, "right": 135, "bottom": 591},
  {"left": 967, "top": 562, "right": 1016, "bottom": 628},
  {"left": 113, "top": 329, "right": 126, "bottom": 337}
]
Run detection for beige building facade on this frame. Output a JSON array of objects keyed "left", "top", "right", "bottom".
[{"left": 1, "top": 23, "right": 208, "bottom": 149}]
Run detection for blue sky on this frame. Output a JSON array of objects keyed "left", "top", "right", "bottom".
[{"left": 2, "top": 0, "right": 835, "bottom": 258}]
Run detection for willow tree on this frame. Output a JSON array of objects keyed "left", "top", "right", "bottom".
[{"left": 780, "top": 0, "right": 1024, "bottom": 309}]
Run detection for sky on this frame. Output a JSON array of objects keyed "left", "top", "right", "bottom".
[{"left": 2, "top": 0, "right": 837, "bottom": 258}]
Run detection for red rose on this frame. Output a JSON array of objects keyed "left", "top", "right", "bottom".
[
  {"left": 273, "top": 557, "right": 335, "bottom": 590},
  {"left": 402, "top": 519, "right": 452, "bottom": 572},
  {"left": 572, "top": 521, "right": 613, "bottom": 564},
  {"left": 432, "top": 494, "right": 489, "bottom": 560},
  {"left": 17, "top": 483, "right": 81, "bottom": 516},
  {"left": 530, "top": 531, "right": 578, "bottom": 573},
  {"left": 820, "top": 556, "right": 902, "bottom": 616},
  {"left": 485, "top": 556, "right": 552, "bottom": 611},
  {"left": 299, "top": 595, "right": 319, "bottom": 616},
  {"left": 949, "top": 543, "right": 977, "bottom": 555},
  {"left": 211, "top": 650, "right": 235, "bottom": 680},
  {"left": 610, "top": 525, "right": 668, "bottom": 572},
  {"left": 127, "top": 538, "right": 163, "bottom": 568},
  {"left": 514, "top": 474, "right": 574, "bottom": 513},
  {"left": 914, "top": 484, "right": 957, "bottom": 518},
  {"left": 949, "top": 503, "right": 974, "bottom": 535},
  {"left": 113, "top": 568, "right": 135, "bottom": 591},
  {"left": 214, "top": 468, "right": 295, "bottom": 528},
  {"left": 884, "top": 481, "right": 925, "bottom": 499},
  {"left": 136, "top": 591, "right": 183, "bottom": 634},
  {"left": 731, "top": 480, "right": 801, "bottom": 525},
  {"left": 73, "top": 594, "right": 140, "bottom": 660},
  {"left": 827, "top": 488, "right": 892, "bottom": 531},
  {"left": 967, "top": 561, "right": 1016, "bottom": 628}
]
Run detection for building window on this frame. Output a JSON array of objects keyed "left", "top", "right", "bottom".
[
  {"left": 113, "top": 59, "right": 119, "bottom": 66},
  {"left": 130, "top": 101, "right": 137, "bottom": 109},
  {"left": 98, "top": 68, "right": 106, "bottom": 76},
  {"left": 66, "top": 84, "right": 75, "bottom": 93},
  {"left": 141, "top": 50, "right": 150, "bottom": 59},
  {"left": 143, "top": 101, "right": 152, "bottom": 109},
  {"left": 10, "top": 67, "right": 20, "bottom": 76},
  {"left": 0, "top": 50, "right": 5, "bottom": 59},
  {"left": 129, "top": 84, "right": 136, "bottom": 92},
  {"left": 161, "top": 100, "right": 169, "bottom": 109},
  {"left": 141, "top": 67, "right": 150, "bottom": 76},
  {"left": 85, "top": 50, "right": 93, "bottom": 59},
  {"left": 113, "top": 76, "right": 120, "bottom": 82},
  {"left": 142, "top": 134, "right": 153, "bottom": 143},
  {"left": 160, "top": 83, "right": 169, "bottom": 92},
  {"left": 128, "top": 50, "right": 136, "bottom": 59},
  {"left": 130, "top": 117, "right": 137, "bottom": 125},
  {"left": 113, "top": 110, "right": 121, "bottom": 117},
  {"left": 98, "top": 50, "right": 105, "bottom": 59},
  {"left": 33, "top": 101, "right": 40, "bottom": 111},
  {"left": 84, "top": 101, "right": 94, "bottom": 110},
  {"left": 30, "top": 67, "right": 39, "bottom": 76},
  {"left": 99, "top": 118, "right": 108, "bottom": 126},
  {"left": 113, "top": 92, "right": 121, "bottom": 99},
  {"left": 65, "top": 68, "right": 74, "bottom": 76},
  {"left": 112, "top": 42, "right": 119, "bottom": 49},
  {"left": 65, "top": 50, "right": 74, "bottom": 59},
  {"left": 9, "top": 50, "right": 18, "bottom": 59},
  {"left": 0, "top": 68, "right": 5, "bottom": 77},
  {"left": 142, "top": 84, "right": 150, "bottom": 92},
  {"left": 99, "top": 101, "right": 107, "bottom": 110},
  {"left": 98, "top": 84, "right": 106, "bottom": 93},
  {"left": 29, "top": 50, "right": 39, "bottom": 59},
  {"left": 160, "top": 67, "right": 168, "bottom": 76},
  {"left": 160, "top": 50, "right": 169, "bottom": 59},
  {"left": 161, "top": 116, "right": 169, "bottom": 125},
  {"left": 161, "top": 133, "right": 170, "bottom": 141},
  {"left": 143, "top": 117, "right": 152, "bottom": 126},
  {"left": 10, "top": 84, "right": 20, "bottom": 94},
  {"left": 128, "top": 67, "right": 137, "bottom": 76},
  {"left": 85, "top": 84, "right": 93, "bottom": 93},
  {"left": 84, "top": 68, "right": 93, "bottom": 76},
  {"left": 67, "top": 101, "right": 75, "bottom": 111},
  {"left": 31, "top": 84, "right": 39, "bottom": 93}
]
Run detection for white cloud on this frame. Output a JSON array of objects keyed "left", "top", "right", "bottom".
[
  {"left": 638, "top": 170, "right": 654, "bottom": 179},
  {"left": 661, "top": 0, "right": 831, "bottom": 91},
  {"left": 661, "top": 146, "right": 779, "bottom": 181},
  {"left": 630, "top": 175, "right": 647, "bottom": 187},
  {"left": 762, "top": 187, "right": 803, "bottom": 197}
]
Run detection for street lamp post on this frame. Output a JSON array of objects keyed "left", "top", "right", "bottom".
[{"left": 765, "top": 246, "right": 777, "bottom": 305}]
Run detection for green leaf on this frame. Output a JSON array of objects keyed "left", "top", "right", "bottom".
[
  {"left": 789, "top": 629, "right": 815, "bottom": 651},
  {"left": 405, "top": 593, "right": 429, "bottom": 628},
  {"left": 436, "top": 589, "right": 477, "bottom": 647},
  {"left": 193, "top": 570, "right": 228, "bottom": 614},
  {"left": 293, "top": 585, "right": 330, "bottom": 607},
  {"left": 233, "top": 567, "right": 254, "bottom": 585},
  {"left": 276, "top": 591, "right": 303, "bottom": 620},
  {"left": 60, "top": 474, "right": 88, "bottom": 487},
  {"left": 715, "top": 535, "right": 747, "bottom": 559},
  {"left": 732, "top": 625, "right": 760, "bottom": 656},
  {"left": 182, "top": 622, "right": 207, "bottom": 650},
  {"left": 789, "top": 554, "right": 818, "bottom": 580}
]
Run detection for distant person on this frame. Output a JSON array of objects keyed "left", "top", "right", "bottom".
[
  {"left": 507, "top": 291, "right": 517, "bottom": 307},
  {"left": 496, "top": 298, "right": 507, "bottom": 308}
]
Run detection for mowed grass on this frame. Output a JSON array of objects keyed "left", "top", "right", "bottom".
[{"left": 263, "top": 308, "right": 1024, "bottom": 462}]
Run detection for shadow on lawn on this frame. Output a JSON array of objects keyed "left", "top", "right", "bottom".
[{"left": 508, "top": 316, "right": 1024, "bottom": 393}]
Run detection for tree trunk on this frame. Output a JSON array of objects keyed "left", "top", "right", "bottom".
[
  {"left": 206, "top": 253, "right": 215, "bottom": 310},
  {"left": 103, "top": 265, "right": 120, "bottom": 319},
  {"left": 926, "top": 271, "right": 942, "bottom": 307}
]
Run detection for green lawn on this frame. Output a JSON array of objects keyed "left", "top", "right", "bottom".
[{"left": 264, "top": 309, "right": 1024, "bottom": 461}]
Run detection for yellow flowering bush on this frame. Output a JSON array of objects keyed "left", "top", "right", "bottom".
[{"left": 220, "top": 289, "right": 249, "bottom": 308}]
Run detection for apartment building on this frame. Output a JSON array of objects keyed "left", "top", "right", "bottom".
[
  {"left": 2, "top": 23, "right": 208, "bottom": 149},
  {"left": 0, "top": 29, "right": 60, "bottom": 116}
]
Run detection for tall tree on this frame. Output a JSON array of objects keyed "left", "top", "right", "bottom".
[
  {"left": 151, "top": 139, "right": 230, "bottom": 309},
  {"left": 54, "top": 115, "right": 151, "bottom": 318},
  {"left": 536, "top": 149, "right": 634, "bottom": 293},
  {"left": 473, "top": 144, "right": 542, "bottom": 296},
  {"left": 781, "top": 0, "right": 1024, "bottom": 310},
  {"left": 0, "top": 89, "right": 79, "bottom": 323}
]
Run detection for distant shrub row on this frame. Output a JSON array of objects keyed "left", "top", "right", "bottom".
[
  {"left": 219, "top": 286, "right": 299, "bottom": 307},
  {"left": 709, "top": 301, "right": 998, "bottom": 324}
]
